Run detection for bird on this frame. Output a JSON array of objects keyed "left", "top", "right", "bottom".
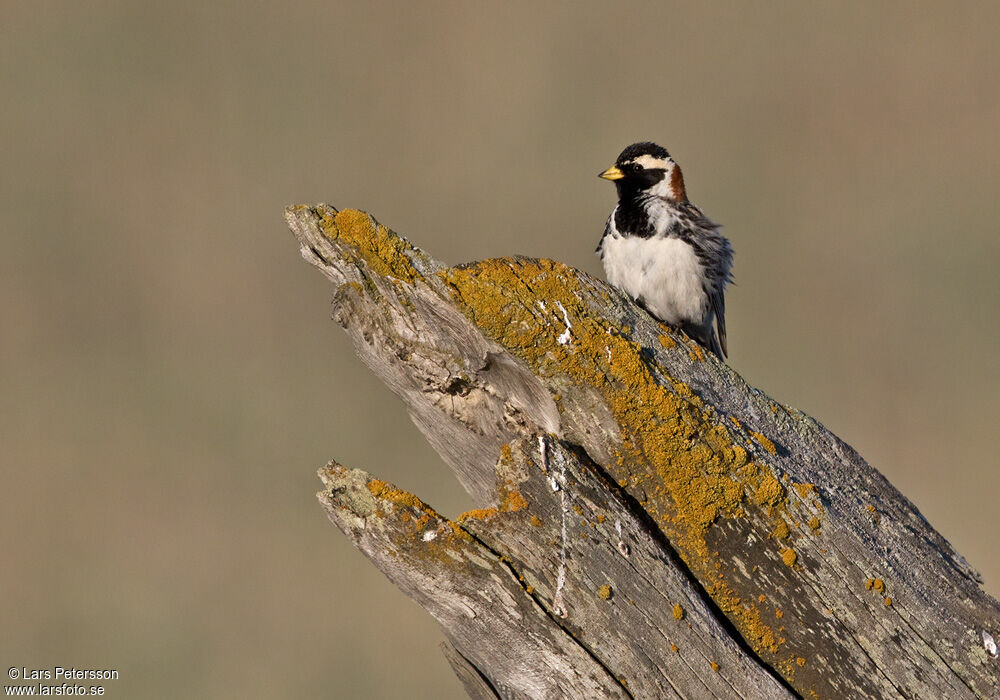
[{"left": 597, "top": 142, "right": 733, "bottom": 359}]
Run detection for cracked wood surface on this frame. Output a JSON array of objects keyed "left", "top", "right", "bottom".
[{"left": 286, "top": 204, "right": 1000, "bottom": 698}]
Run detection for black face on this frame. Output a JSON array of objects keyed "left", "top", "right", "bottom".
[
  {"left": 615, "top": 160, "right": 667, "bottom": 195},
  {"left": 613, "top": 143, "right": 671, "bottom": 199},
  {"left": 601, "top": 142, "right": 676, "bottom": 201}
]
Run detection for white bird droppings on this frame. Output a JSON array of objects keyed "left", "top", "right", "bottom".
[
  {"left": 615, "top": 520, "right": 629, "bottom": 556},
  {"left": 984, "top": 630, "right": 998, "bottom": 658},
  {"left": 551, "top": 447, "right": 569, "bottom": 618},
  {"left": 422, "top": 530, "right": 438, "bottom": 542},
  {"left": 555, "top": 301, "right": 572, "bottom": 345}
]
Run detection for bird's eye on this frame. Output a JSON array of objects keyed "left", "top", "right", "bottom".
[{"left": 628, "top": 163, "right": 641, "bottom": 172}]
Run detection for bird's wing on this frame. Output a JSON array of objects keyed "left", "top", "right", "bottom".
[
  {"left": 680, "top": 202, "right": 731, "bottom": 359},
  {"left": 595, "top": 209, "right": 616, "bottom": 257},
  {"left": 711, "top": 288, "right": 727, "bottom": 358}
]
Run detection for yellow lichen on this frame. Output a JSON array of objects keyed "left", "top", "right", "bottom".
[
  {"left": 598, "top": 584, "right": 613, "bottom": 600},
  {"left": 458, "top": 484, "right": 528, "bottom": 523},
  {"left": 708, "top": 578, "right": 779, "bottom": 653},
  {"left": 319, "top": 208, "right": 420, "bottom": 283},
  {"left": 362, "top": 478, "right": 476, "bottom": 566},
  {"left": 710, "top": 661, "right": 720, "bottom": 672},
  {"left": 499, "top": 443, "right": 513, "bottom": 462},
  {"left": 796, "top": 657, "right": 806, "bottom": 667},
  {"left": 441, "top": 257, "right": 791, "bottom": 664},
  {"left": 530, "top": 515, "right": 543, "bottom": 527},
  {"left": 501, "top": 489, "right": 529, "bottom": 512},
  {"left": 670, "top": 643, "right": 679, "bottom": 653},
  {"left": 754, "top": 471, "right": 785, "bottom": 508},
  {"left": 884, "top": 597, "right": 893, "bottom": 607},
  {"left": 367, "top": 479, "right": 427, "bottom": 511},
  {"left": 458, "top": 507, "right": 498, "bottom": 521},
  {"left": 751, "top": 431, "right": 777, "bottom": 455},
  {"left": 793, "top": 483, "right": 815, "bottom": 499},
  {"left": 781, "top": 548, "right": 797, "bottom": 568},
  {"left": 673, "top": 603, "right": 685, "bottom": 620},
  {"left": 773, "top": 519, "right": 790, "bottom": 540},
  {"left": 873, "top": 578, "right": 884, "bottom": 593},
  {"left": 808, "top": 516, "right": 820, "bottom": 531},
  {"left": 658, "top": 334, "right": 676, "bottom": 349}
]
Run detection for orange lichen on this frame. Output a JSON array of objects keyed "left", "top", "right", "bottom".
[
  {"left": 670, "top": 643, "right": 679, "bottom": 653},
  {"left": 441, "top": 257, "right": 793, "bottom": 666},
  {"left": 873, "top": 578, "right": 884, "bottom": 593},
  {"left": 458, "top": 507, "right": 498, "bottom": 521},
  {"left": 367, "top": 479, "right": 427, "bottom": 511},
  {"left": 502, "top": 489, "right": 529, "bottom": 512},
  {"left": 751, "top": 431, "right": 777, "bottom": 454},
  {"left": 658, "top": 334, "right": 677, "bottom": 349},
  {"left": 754, "top": 471, "right": 785, "bottom": 508},
  {"left": 865, "top": 578, "right": 875, "bottom": 590},
  {"left": 530, "top": 515, "right": 543, "bottom": 527},
  {"left": 443, "top": 259, "right": 776, "bottom": 546},
  {"left": 525, "top": 585, "right": 534, "bottom": 594},
  {"left": 796, "top": 657, "right": 806, "bottom": 667},
  {"left": 446, "top": 521, "right": 471, "bottom": 540},
  {"left": 884, "top": 597, "right": 893, "bottom": 607},
  {"left": 793, "top": 483, "right": 815, "bottom": 499},
  {"left": 808, "top": 517, "right": 821, "bottom": 531},
  {"left": 710, "top": 661, "right": 720, "bottom": 672},
  {"left": 598, "top": 585, "right": 613, "bottom": 600},
  {"left": 362, "top": 477, "right": 478, "bottom": 566},
  {"left": 708, "top": 578, "right": 779, "bottom": 653},
  {"left": 458, "top": 486, "right": 528, "bottom": 523},
  {"left": 773, "top": 519, "right": 790, "bottom": 540},
  {"left": 319, "top": 208, "right": 421, "bottom": 283},
  {"left": 673, "top": 604, "right": 685, "bottom": 620},
  {"left": 781, "top": 548, "right": 797, "bottom": 568},
  {"left": 776, "top": 609, "right": 784, "bottom": 619}
]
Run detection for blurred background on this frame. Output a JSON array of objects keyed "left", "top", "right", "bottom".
[{"left": 2, "top": 1, "right": 998, "bottom": 697}]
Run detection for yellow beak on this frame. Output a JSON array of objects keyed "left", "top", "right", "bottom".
[{"left": 599, "top": 165, "right": 625, "bottom": 181}]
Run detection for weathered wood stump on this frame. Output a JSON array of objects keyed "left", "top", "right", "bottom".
[{"left": 285, "top": 204, "right": 1000, "bottom": 699}]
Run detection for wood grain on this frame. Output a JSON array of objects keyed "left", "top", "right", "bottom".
[{"left": 288, "top": 204, "right": 1000, "bottom": 698}]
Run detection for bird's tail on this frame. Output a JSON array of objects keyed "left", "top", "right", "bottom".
[{"left": 682, "top": 321, "right": 726, "bottom": 361}]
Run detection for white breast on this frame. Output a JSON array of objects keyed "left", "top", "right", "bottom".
[{"left": 601, "top": 233, "right": 708, "bottom": 326}]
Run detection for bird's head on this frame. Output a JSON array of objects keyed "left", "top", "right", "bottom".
[{"left": 599, "top": 142, "right": 687, "bottom": 202}]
